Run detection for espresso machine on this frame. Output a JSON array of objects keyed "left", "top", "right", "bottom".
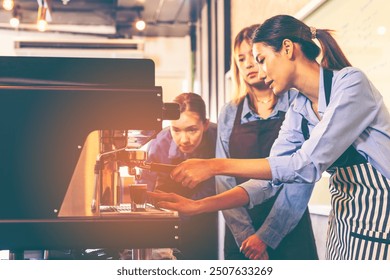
[
  {"left": 0, "top": 56, "right": 180, "bottom": 260},
  {"left": 91, "top": 129, "right": 176, "bottom": 213},
  {"left": 87, "top": 129, "right": 178, "bottom": 260}
]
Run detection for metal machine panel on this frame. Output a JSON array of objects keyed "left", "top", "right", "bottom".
[{"left": 0, "top": 56, "right": 180, "bottom": 252}]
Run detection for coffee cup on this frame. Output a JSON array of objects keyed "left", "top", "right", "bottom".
[
  {"left": 129, "top": 184, "right": 147, "bottom": 211},
  {"left": 120, "top": 176, "right": 135, "bottom": 204}
]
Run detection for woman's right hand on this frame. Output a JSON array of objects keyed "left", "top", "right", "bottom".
[
  {"left": 147, "top": 191, "right": 201, "bottom": 215},
  {"left": 170, "top": 158, "right": 216, "bottom": 189}
]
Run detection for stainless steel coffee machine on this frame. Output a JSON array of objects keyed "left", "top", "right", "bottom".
[{"left": 91, "top": 129, "right": 177, "bottom": 213}]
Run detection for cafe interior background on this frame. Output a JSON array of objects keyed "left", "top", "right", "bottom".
[{"left": 0, "top": 0, "right": 389, "bottom": 260}]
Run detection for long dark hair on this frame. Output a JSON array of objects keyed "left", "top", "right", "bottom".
[{"left": 252, "top": 15, "right": 351, "bottom": 70}]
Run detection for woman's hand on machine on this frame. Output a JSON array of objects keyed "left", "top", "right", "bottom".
[
  {"left": 147, "top": 191, "right": 201, "bottom": 215},
  {"left": 240, "top": 234, "right": 269, "bottom": 260},
  {"left": 170, "top": 158, "right": 215, "bottom": 189}
]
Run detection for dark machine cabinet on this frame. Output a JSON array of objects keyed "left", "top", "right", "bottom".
[
  {"left": 0, "top": 57, "right": 180, "bottom": 255},
  {"left": 0, "top": 218, "right": 179, "bottom": 250}
]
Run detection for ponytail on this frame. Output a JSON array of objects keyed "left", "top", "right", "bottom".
[
  {"left": 252, "top": 15, "right": 352, "bottom": 70},
  {"left": 316, "top": 29, "right": 352, "bottom": 69}
]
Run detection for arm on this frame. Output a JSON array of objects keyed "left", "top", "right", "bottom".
[
  {"left": 149, "top": 185, "right": 250, "bottom": 215},
  {"left": 250, "top": 182, "right": 314, "bottom": 249},
  {"left": 171, "top": 157, "right": 272, "bottom": 189},
  {"left": 269, "top": 68, "right": 378, "bottom": 184},
  {"left": 150, "top": 170, "right": 281, "bottom": 215},
  {"left": 239, "top": 181, "right": 314, "bottom": 260},
  {"left": 217, "top": 176, "right": 256, "bottom": 246}
]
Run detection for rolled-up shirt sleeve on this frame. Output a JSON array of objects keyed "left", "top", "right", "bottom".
[
  {"left": 239, "top": 179, "right": 281, "bottom": 209},
  {"left": 255, "top": 182, "right": 314, "bottom": 248}
]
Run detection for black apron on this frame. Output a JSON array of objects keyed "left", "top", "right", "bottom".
[
  {"left": 302, "top": 69, "right": 390, "bottom": 259},
  {"left": 224, "top": 97, "right": 318, "bottom": 260}
]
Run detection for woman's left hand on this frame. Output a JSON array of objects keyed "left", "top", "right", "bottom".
[
  {"left": 240, "top": 234, "right": 269, "bottom": 260},
  {"left": 147, "top": 191, "right": 201, "bottom": 215},
  {"left": 170, "top": 158, "right": 215, "bottom": 189}
]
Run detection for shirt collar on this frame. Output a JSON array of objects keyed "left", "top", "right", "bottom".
[
  {"left": 241, "top": 91, "right": 292, "bottom": 121},
  {"left": 241, "top": 96, "right": 259, "bottom": 120},
  {"left": 275, "top": 90, "right": 292, "bottom": 112},
  {"left": 292, "top": 66, "right": 330, "bottom": 119}
]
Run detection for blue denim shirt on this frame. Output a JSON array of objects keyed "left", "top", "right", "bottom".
[
  {"left": 216, "top": 89, "right": 315, "bottom": 248},
  {"left": 240, "top": 67, "right": 390, "bottom": 247}
]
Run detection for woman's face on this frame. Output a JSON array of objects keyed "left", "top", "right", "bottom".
[
  {"left": 235, "top": 40, "right": 265, "bottom": 87},
  {"left": 252, "top": 42, "right": 293, "bottom": 95},
  {"left": 170, "top": 111, "right": 208, "bottom": 154}
]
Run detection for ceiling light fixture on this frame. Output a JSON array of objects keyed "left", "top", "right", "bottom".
[
  {"left": 377, "top": 26, "right": 387, "bottom": 36},
  {"left": 36, "top": 0, "right": 52, "bottom": 32},
  {"left": 9, "top": 4, "right": 21, "bottom": 28},
  {"left": 2, "top": 0, "right": 14, "bottom": 11},
  {"left": 37, "top": 6, "right": 48, "bottom": 32},
  {"left": 134, "top": 6, "right": 146, "bottom": 31},
  {"left": 135, "top": 19, "right": 146, "bottom": 31},
  {"left": 9, "top": 17, "right": 19, "bottom": 28}
]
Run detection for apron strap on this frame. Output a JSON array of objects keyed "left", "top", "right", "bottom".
[
  {"left": 324, "top": 68, "right": 333, "bottom": 105},
  {"left": 233, "top": 96, "right": 245, "bottom": 126},
  {"left": 301, "top": 68, "right": 333, "bottom": 140}
]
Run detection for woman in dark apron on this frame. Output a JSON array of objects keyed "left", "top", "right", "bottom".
[
  {"left": 217, "top": 25, "right": 318, "bottom": 260},
  {"left": 151, "top": 15, "right": 390, "bottom": 260}
]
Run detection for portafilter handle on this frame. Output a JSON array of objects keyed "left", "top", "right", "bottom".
[
  {"left": 124, "top": 149, "right": 176, "bottom": 173},
  {"left": 138, "top": 162, "right": 177, "bottom": 173}
]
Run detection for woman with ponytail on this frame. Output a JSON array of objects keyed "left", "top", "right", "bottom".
[{"left": 150, "top": 15, "right": 390, "bottom": 260}]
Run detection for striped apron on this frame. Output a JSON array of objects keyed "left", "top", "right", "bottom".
[
  {"left": 302, "top": 69, "right": 390, "bottom": 259},
  {"left": 326, "top": 163, "right": 390, "bottom": 259}
]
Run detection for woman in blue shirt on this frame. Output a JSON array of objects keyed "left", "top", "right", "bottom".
[
  {"left": 217, "top": 24, "right": 317, "bottom": 260},
  {"left": 150, "top": 15, "right": 390, "bottom": 260},
  {"left": 142, "top": 92, "right": 218, "bottom": 260}
]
